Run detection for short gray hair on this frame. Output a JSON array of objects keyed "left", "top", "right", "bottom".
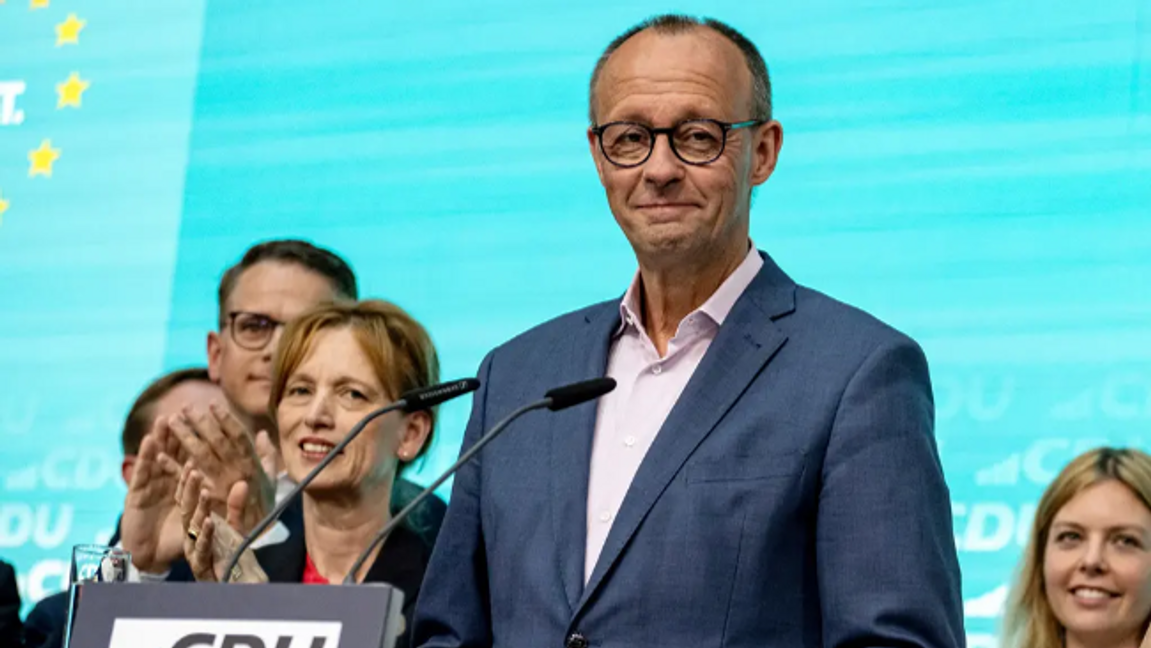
[{"left": 588, "top": 14, "right": 772, "bottom": 124}]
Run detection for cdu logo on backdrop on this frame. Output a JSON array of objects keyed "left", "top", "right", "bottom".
[{"left": 107, "top": 620, "right": 342, "bottom": 648}]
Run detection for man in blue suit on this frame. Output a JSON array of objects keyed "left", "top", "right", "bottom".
[{"left": 414, "top": 14, "right": 964, "bottom": 648}]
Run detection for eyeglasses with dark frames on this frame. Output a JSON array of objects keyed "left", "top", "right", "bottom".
[
  {"left": 591, "top": 118, "right": 762, "bottom": 168},
  {"left": 225, "top": 311, "right": 286, "bottom": 351}
]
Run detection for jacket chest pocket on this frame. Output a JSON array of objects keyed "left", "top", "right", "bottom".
[{"left": 684, "top": 451, "right": 806, "bottom": 518}]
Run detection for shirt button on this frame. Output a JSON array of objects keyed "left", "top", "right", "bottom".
[
  {"left": 623, "top": 436, "right": 636, "bottom": 447},
  {"left": 652, "top": 364, "right": 663, "bottom": 375},
  {"left": 598, "top": 511, "right": 612, "bottom": 523}
]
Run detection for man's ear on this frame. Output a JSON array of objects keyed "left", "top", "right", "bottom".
[
  {"left": 121, "top": 456, "right": 137, "bottom": 487},
  {"left": 749, "top": 120, "right": 784, "bottom": 187},
  {"left": 207, "top": 330, "right": 223, "bottom": 383},
  {"left": 588, "top": 127, "right": 608, "bottom": 185}
]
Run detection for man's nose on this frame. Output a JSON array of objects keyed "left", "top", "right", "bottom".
[
  {"left": 641, "top": 134, "right": 686, "bottom": 188},
  {"left": 262, "top": 325, "right": 285, "bottom": 360}
]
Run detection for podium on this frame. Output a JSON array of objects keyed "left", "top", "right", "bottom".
[{"left": 67, "top": 582, "right": 404, "bottom": 648}]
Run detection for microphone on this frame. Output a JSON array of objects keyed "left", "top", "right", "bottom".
[
  {"left": 544, "top": 377, "right": 616, "bottom": 411},
  {"left": 220, "top": 378, "right": 480, "bottom": 582},
  {"left": 342, "top": 376, "right": 616, "bottom": 584}
]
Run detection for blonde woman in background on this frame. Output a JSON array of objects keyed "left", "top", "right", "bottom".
[
  {"left": 177, "top": 300, "right": 440, "bottom": 648},
  {"left": 1005, "top": 447, "right": 1151, "bottom": 648}
]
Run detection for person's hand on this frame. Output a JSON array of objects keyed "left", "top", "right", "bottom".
[
  {"left": 183, "top": 485, "right": 267, "bottom": 584},
  {"left": 255, "top": 430, "right": 281, "bottom": 485},
  {"left": 176, "top": 461, "right": 223, "bottom": 537},
  {"left": 120, "top": 418, "right": 185, "bottom": 574},
  {"left": 168, "top": 403, "right": 276, "bottom": 535}
]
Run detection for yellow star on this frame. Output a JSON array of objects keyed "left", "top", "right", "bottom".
[
  {"left": 30, "top": 0, "right": 48, "bottom": 9},
  {"left": 57, "top": 72, "right": 90, "bottom": 108},
  {"left": 0, "top": 194, "right": 8, "bottom": 225},
  {"left": 56, "top": 13, "right": 85, "bottom": 45},
  {"left": 28, "top": 140, "right": 60, "bottom": 178}
]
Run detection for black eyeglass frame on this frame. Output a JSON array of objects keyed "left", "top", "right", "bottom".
[
  {"left": 224, "top": 310, "right": 287, "bottom": 351},
  {"left": 590, "top": 118, "right": 763, "bottom": 168}
]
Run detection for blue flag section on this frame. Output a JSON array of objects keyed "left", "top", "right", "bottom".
[{"left": 2, "top": 1, "right": 1150, "bottom": 644}]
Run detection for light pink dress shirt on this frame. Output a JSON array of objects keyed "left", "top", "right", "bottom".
[{"left": 584, "top": 243, "right": 764, "bottom": 582}]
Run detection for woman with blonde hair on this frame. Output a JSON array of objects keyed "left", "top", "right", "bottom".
[
  {"left": 177, "top": 299, "right": 440, "bottom": 647},
  {"left": 1004, "top": 447, "right": 1151, "bottom": 648}
]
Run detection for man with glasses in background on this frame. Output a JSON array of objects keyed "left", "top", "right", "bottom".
[
  {"left": 415, "top": 14, "right": 964, "bottom": 648},
  {"left": 212, "top": 241, "right": 353, "bottom": 469},
  {"left": 205, "top": 239, "right": 356, "bottom": 506}
]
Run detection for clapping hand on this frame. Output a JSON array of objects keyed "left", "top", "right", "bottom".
[
  {"left": 120, "top": 417, "right": 186, "bottom": 574},
  {"left": 176, "top": 462, "right": 267, "bottom": 584},
  {"left": 167, "top": 403, "right": 276, "bottom": 536}
]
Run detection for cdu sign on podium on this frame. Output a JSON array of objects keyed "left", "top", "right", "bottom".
[
  {"left": 110, "top": 620, "right": 340, "bottom": 647},
  {"left": 67, "top": 582, "right": 404, "bottom": 648}
]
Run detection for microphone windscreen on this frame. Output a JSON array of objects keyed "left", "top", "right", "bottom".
[
  {"left": 401, "top": 378, "right": 481, "bottom": 412},
  {"left": 545, "top": 377, "right": 616, "bottom": 411}
]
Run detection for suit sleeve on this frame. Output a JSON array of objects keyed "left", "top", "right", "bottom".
[
  {"left": 412, "top": 352, "right": 495, "bottom": 648},
  {"left": 816, "top": 338, "right": 966, "bottom": 648},
  {"left": 21, "top": 591, "right": 69, "bottom": 648},
  {"left": 0, "top": 562, "right": 22, "bottom": 647}
]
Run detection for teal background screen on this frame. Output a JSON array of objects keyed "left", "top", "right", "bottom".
[{"left": 2, "top": 2, "right": 1149, "bottom": 644}]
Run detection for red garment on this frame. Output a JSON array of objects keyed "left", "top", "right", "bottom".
[{"left": 302, "top": 554, "right": 329, "bottom": 585}]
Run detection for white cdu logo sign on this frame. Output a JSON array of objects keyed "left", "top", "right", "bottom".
[{"left": 108, "top": 619, "right": 342, "bottom": 648}]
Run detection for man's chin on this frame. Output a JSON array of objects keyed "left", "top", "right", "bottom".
[
  {"left": 237, "top": 391, "right": 271, "bottom": 423},
  {"left": 633, "top": 230, "right": 697, "bottom": 257},
  {"left": 248, "top": 379, "right": 271, "bottom": 395}
]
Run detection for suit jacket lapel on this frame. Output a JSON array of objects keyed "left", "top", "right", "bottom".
[
  {"left": 362, "top": 525, "right": 429, "bottom": 598},
  {"left": 254, "top": 527, "right": 306, "bottom": 583},
  {"left": 575, "top": 253, "right": 796, "bottom": 614},
  {"left": 551, "top": 301, "right": 620, "bottom": 613}
]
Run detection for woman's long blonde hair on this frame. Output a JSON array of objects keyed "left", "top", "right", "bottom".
[{"left": 1003, "top": 447, "right": 1151, "bottom": 648}]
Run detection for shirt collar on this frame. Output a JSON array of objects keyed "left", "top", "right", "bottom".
[{"left": 616, "top": 241, "right": 763, "bottom": 336}]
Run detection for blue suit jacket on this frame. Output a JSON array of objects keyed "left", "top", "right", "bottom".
[
  {"left": 0, "top": 560, "right": 21, "bottom": 647},
  {"left": 414, "top": 252, "right": 964, "bottom": 648}
]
